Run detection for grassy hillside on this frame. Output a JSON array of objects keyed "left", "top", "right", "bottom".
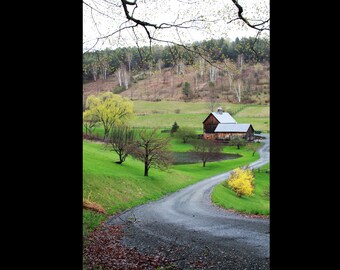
[
  {"left": 83, "top": 138, "right": 260, "bottom": 235},
  {"left": 130, "top": 101, "right": 269, "bottom": 133},
  {"left": 132, "top": 100, "right": 246, "bottom": 115}
]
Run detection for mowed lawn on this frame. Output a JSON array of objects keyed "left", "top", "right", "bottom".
[
  {"left": 211, "top": 163, "right": 270, "bottom": 215},
  {"left": 83, "top": 138, "right": 260, "bottom": 235}
]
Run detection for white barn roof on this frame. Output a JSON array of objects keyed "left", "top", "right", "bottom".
[
  {"left": 214, "top": 123, "right": 252, "bottom": 132},
  {"left": 211, "top": 112, "right": 237, "bottom": 124}
]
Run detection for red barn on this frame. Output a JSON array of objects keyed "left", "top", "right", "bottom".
[{"left": 202, "top": 107, "right": 254, "bottom": 141}]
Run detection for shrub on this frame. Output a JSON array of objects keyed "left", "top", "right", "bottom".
[
  {"left": 113, "top": 85, "right": 125, "bottom": 94},
  {"left": 227, "top": 167, "right": 254, "bottom": 197},
  {"left": 170, "top": 121, "right": 179, "bottom": 135},
  {"left": 182, "top": 82, "right": 192, "bottom": 101},
  {"left": 262, "top": 188, "right": 270, "bottom": 199},
  {"left": 175, "top": 126, "right": 196, "bottom": 143}
]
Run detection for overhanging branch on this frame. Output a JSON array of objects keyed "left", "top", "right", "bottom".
[{"left": 231, "top": 0, "right": 269, "bottom": 31}]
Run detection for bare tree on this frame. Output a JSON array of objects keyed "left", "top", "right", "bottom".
[
  {"left": 123, "top": 67, "right": 129, "bottom": 89},
  {"left": 117, "top": 63, "right": 129, "bottom": 89},
  {"left": 126, "top": 51, "right": 133, "bottom": 73},
  {"left": 191, "top": 139, "right": 223, "bottom": 167},
  {"left": 224, "top": 58, "right": 243, "bottom": 103},
  {"left": 126, "top": 51, "right": 133, "bottom": 98},
  {"left": 234, "top": 79, "right": 243, "bottom": 103},
  {"left": 96, "top": 50, "right": 111, "bottom": 80},
  {"left": 117, "top": 67, "right": 122, "bottom": 87},
  {"left": 229, "top": 136, "right": 247, "bottom": 149},
  {"left": 209, "top": 65, "right": 217, "bottom": 84},
  {"left": 157, "top": 58, "right": 163, "bottom": 73},
  {"left": 132, "top": 129, "right": 173, "bottom": 176},
  {"left": 246, "top": 142, "right": 260, "bottom": 157},
  {"left": 107, "top": 126, "right": 136, "bottom": 164},
  {"left": 208, "top": 80, "right": 218, "bottom": 111}
]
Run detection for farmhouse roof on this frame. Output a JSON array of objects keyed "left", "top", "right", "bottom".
[
  {"left": 211, "top": 112, "right": 237, "bottom": 124},
  {"left": 214, "top": 123, "right": 253, "bottom": 132}
]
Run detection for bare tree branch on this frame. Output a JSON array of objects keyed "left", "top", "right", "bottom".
[
  {"left": 83, "top": 0, "right": 116, "bottom": 20},
  {"left": 84, "top": 0, "right": 269, "bottom": 63},
  {"left": 231, "top": 0, "right": 269, "bottom": 31},
  {"left": 83, "top": 24, "right": 138, "bottom": 53},
  {"left": 123, "top": 0, "right": 137, "bottom": 5}
]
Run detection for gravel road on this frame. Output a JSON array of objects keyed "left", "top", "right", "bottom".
[{"left": 108, "top": 135, "right": 270, "bottom": 269}]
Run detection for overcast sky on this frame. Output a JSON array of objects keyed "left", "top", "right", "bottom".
[{"left": 83, "top": 0, "right": 269, "bottom": 51}]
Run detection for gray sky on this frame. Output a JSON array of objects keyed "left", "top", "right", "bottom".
[{"left": 83, "top": 0, "right": 269, "bottom": 51}]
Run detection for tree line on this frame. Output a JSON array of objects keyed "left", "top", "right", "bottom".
[{"left": 83, "top": 37, "right": 269, "bottom": 83}]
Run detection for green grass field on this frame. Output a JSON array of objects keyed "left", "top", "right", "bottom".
[
  {"left": 211, "top": 163, "right": 270, "bottom": 215},
  {"left": 132, "top": 100, "right": 247, "bottom": 115},
  {"left": 233, "top": 105, "right": 269, "bottom": 118},
  {"left": 83, "top": 138, "right": 260, "bottom": 236},
  {"left": 83, "top": 100, "right": 270, "bottom": 235},
  {"left": 129, "top": 114, "right": 269, "bottom": 133},
  {"left": 129, "top": 101, "right": 269, "bottom": 133},
  {"left": 84, "top": 101, "right": 270, "bottom": 134}
]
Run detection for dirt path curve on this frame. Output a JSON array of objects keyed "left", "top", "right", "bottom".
[{"left": 108, "top": 135, "right": 270, "bottom": 269}]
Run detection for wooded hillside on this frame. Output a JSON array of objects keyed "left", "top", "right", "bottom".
[{"left": 83, "top": 37, "right": 269, "bottom": 105}]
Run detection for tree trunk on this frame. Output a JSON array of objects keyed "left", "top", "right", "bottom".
[
  {"left": 144, "top": 161, "right": 149, "bottom": 176},
  {"left": 203, "top": 161, "right": 206, "bottom": 167},
  {"left": 102, "top": 66, "right": 107, "bottom": 80},
  {"left": 124, "top": 69, "right": 129, "bottom": 89},
  {"left": 118, "top": 69, "right": 122, "bottom": 86},
  {"left": 104, "top": 128, "right": 109, "bottom": 141},
  {"left": 195, "top": 73, "right": 198, "bottom": 96},
  {"left": 92, "top": 67, "right": 97, "bottom": 81}
]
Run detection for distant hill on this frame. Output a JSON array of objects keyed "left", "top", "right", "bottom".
[{"left": 83, "top": 61, "right": 269, "bottom": 105}]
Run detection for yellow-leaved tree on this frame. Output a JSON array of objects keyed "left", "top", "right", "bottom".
[
  {"left": 85, "top": 92, "right": 134, "bottom": 140},
  {"left": 83, "top": 110, "right": 99, "bottom": 137},
  {"left": 227, "top": 167, "right": 254, "bottom": 197}
]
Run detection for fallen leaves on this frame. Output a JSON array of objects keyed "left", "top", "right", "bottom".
[
  {"left": 83, "top": 199, "right": 107, "bottom": 215},
  {"left": 83, "top": 223, "right": 169, "bottom": 269}
]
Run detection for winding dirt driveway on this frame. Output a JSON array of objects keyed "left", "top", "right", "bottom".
[{"left": 109, "top": 135, "right": 270, "bottom": 269}]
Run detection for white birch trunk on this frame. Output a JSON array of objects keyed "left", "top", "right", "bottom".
[
  {"left": 199, "top": 58, "right": 204, "bottom": 81},
  {"left": 124, "top": 69, "right": 129, "bottom": 89},
  {"left": 195, "top": 73, "right": 198, "bottom": 95},
  {"left": 92, "top": 66, "right": 97, "bottom": 81},
  {"left": 235, "top": 81, "right": 242, "bottom": 103},
  {"left": 117, "top": 69, "right": 122, "bottom": 87}
]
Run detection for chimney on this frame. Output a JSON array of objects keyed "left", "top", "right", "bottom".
[{"left": 217, "top": 107, "right": 223, "bottom": 114}]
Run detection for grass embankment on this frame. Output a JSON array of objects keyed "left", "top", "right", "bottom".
[
  {"left": 211, "top": 163, "right": 270, "bottom": 216},
  {"left": 83, "top": 138, "right": 260, "bottom": 236}
]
